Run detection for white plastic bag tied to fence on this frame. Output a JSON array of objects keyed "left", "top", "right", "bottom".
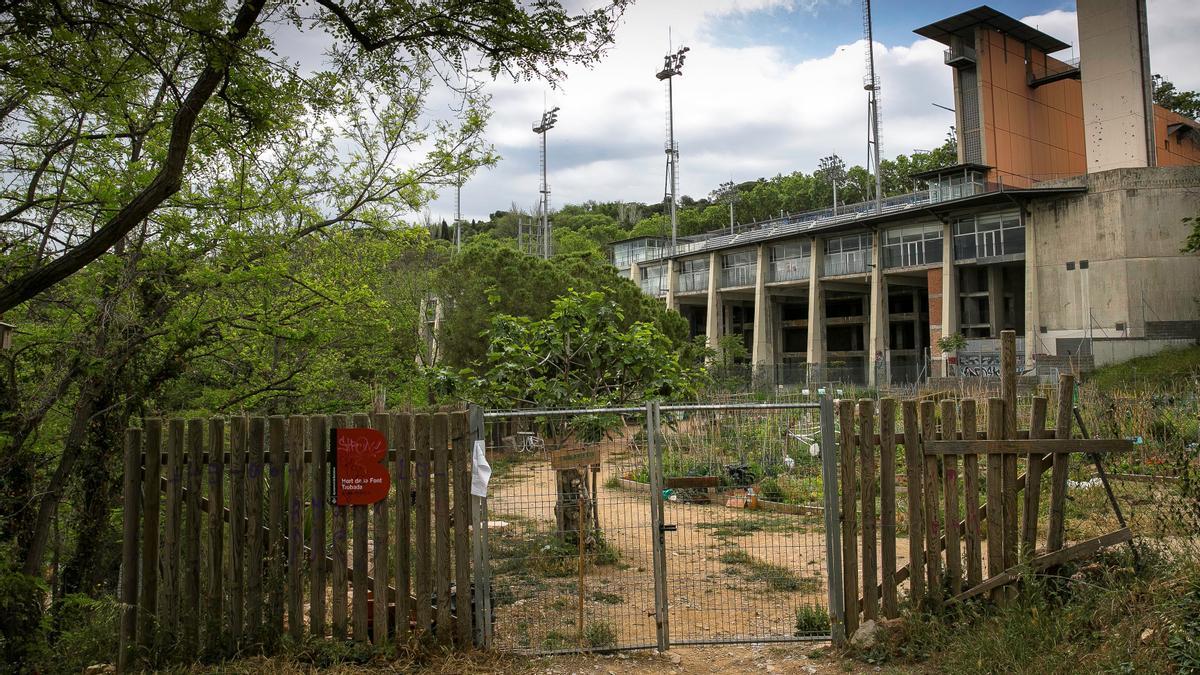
[{"left": 471, "top": 439, "right": 491, "bottom": 497}]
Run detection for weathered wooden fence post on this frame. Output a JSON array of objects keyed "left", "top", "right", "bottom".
[{"left": 118, "top": 428, "right": 142, "bottom": 673}]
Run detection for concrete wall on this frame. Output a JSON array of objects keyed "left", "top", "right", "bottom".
[
  {"left": 1029, "top": 166, "right": 1200, "bottom": 355},
  {"left": 974, "top": 28, "right": 1086, "bottom": 186}
]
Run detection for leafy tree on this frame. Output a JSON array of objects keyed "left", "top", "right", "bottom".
[
  {"left": 474, "top": 288, "right": 705, "bottom": 544},
  {"left": 0, "top": 0, "right": 631, "bottom": 604},
  {"left": 0, "top": 0, "right": 630, "bottom": 312},
  {"left": 476, "top": 289, "right": 704, "bottom": 410},
  {"left": 1154, "top": 74, "right": 1200, "bottom": 120},
  {"left": 1184, "top": 214, "right": 1200, "bottom": 254},
  {"left": 434, "top": 244, "right": 691, "bottom": 369}
]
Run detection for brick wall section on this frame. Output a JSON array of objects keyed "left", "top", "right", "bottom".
[{"left": 927, "top": 268, "right": 943, "bottom": 355}]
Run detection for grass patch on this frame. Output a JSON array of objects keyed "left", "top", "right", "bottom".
[
  {"left": 589, "top": 590, "right": 624, "bottom": 604},
  {"left": 718, "top": 548, "right": 819, "bottom": 592},
  {"left": 492, "top": 519, "right": 623, "bottom": 580},
  {"left": 851, "top": 545, "right": 1200, "bottom": 673},
  {"left": 1084, "top": 345, "right": 1200, "bottom": 391},
  {"left": 697, "top": 513, "right": 814, "bottom": 538}
]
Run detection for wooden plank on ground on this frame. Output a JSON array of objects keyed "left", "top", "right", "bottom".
[
  {"left": 268, "top": 415, "right": 287, "bottom": 642},
  {"left": 878, "top": 398, "right": 898, "bottom": 619},
  {"left": 900, "top": 400, "right": 925, "bottom": 604},
  {"left": 119, "top": 427, "right": 142, "bottom": 673},
  {"left": 372, "top": 412, "right": 391, "bottom": 646},
  {"left": 245, "top": 417, "right": 265, "bottom": 642},
  {"left": 920, "top": 401, "right": 941, "bottom": 600},
  {"left": 663, "top": 476, "right": 720, "bottom": 489},
  {"left": 924, "top": 439, "right": 1132, "bottom": 455},
  {"left": 1021, "top": 398, "right": 1049, "bottom": 559},
  {"left": 287, "top": 416, "right": 305, "bottom": 641},
  {"left": 858, "top": 400, "right": 878, "bottom": 621},
  {"left": 950, "top": 528, "right": 1132, "bottom": 604},
  {"left": 451, "top": 411, "right": 473, "bottom": 648},
  {"left": 1047, "top": 374, "right": 1075, "bottom": 552},
  {"left": 838, "top": 400, "right": 859, "bottom": 636},
  {"left": 227, "top": 417, "right": 246, "bottom": 645},
  {"left": 414, "top": 413, "right": 433, "bottom": 643},
  {"left": 206, "top": 418, "right": 225, "bottom": 652},
  {"left": 162, "top": 418, "right": 184, "bottom": 636},
  {"left": 351, "top": 413, "right": 371, "bottom": 642},
  {"left": 433, "top": 412, "right": 453, "bottom": 646},
  {"left": 394, "top": 413, "right": 413, "bottom": 646},
  {"left": 985, "top": 399, "right": 1005, "bottom": 602},
  {"left": 183, "top": 419, "right": 204, "bottom": 658},
  {"left": 331, "top": 414, "right": 349, "bottom": 641},
  {"left": 940, "top": 400, "right": 962, "bottom": 596},
  {"left": 309, "top": 415, "right": 328, "bottom": 639}
]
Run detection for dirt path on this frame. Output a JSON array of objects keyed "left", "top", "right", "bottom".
[{"left": 484, "top": 437, "right": 911, "bottom": 651}]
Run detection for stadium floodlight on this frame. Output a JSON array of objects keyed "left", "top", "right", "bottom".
[
  {"left": 532, "top": 106, "right": 561, "bottom": 258},
  {"left": 656, "top": 46, "right": 689, "bottom": 252}
]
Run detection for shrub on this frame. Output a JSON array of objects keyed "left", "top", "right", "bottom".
[
  {"left": 584, "top": 621, "right": 617, "bottom": 649},
  {"left": 795, "top": 605, "right": 831, "bottom": 635},
  {"left": 47, "top": 594, "right": 121, "bottom": 673},
  {"left": 0, "top": 566, "right": 49, "bottom": 669}
]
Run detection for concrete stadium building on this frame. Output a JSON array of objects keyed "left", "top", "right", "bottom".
[{"left": 612, "top": 2, "right": 1200, "bottom": 386}]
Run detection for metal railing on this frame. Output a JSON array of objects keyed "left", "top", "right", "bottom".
[
  {"left": 944, "top": 44, "right": 977, "bottom": 66},
  {"left": 720, "top": 263, "right": 756, "bottom": 288},
  {"left": 676, "top": 270, "right": 708, "bottom": 293},
  {"left": 639, "top": 276, "right": 667, "bottom": 297},
  {"left": 823, "top": 249, "right": 870, "bottom": 277},
  {"left": 770, "top": 258, "right": 810, "bottom": 282}
]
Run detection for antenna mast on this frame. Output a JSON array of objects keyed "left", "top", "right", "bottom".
[
  {"left": 863, "top": 0, "right": 883, "bottom": 213},
  {"left": 657, "top": 41, "right": 690, "bottom": 253}
]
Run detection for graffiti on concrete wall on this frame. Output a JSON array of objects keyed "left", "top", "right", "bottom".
[{"left": 956, "top": 351, "right": 1032, "bottom": 377}]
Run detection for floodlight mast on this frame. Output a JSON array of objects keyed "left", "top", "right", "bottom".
[
  {"left": 657, "top": 45, "right": 689, "bottom": 253},
  {"left": 863, "top": 0, "right": 883, "bottom": 214},
  {"left": 532, "top": 106, "right": 560, "bottom": 258}
]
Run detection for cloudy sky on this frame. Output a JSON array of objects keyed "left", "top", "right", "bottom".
[{"left": 413, "top": 0, "right": 1198, "bottom": 222}]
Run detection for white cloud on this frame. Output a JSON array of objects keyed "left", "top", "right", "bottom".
[{"left": 420, "top": 0, "right": 1198, "bottom": 222}]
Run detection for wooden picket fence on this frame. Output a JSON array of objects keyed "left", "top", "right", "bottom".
[
  {"left": 117, "top": 411, "right": 476, "bottom": 671},
  {"left": 838, "top": 336, "right": 1133, "bottom": 636}
]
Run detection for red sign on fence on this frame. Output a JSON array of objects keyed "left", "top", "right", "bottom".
[{"left": 329, "top": 427, "right": 390, "bottom": 505}]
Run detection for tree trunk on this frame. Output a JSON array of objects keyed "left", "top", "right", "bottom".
[{"left": 554, "top": 468, "right": 593, "bottom": 547}]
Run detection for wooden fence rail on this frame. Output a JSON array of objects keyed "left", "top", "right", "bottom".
[
  {"left": 118, "top": 411, "right": 474, "bottom": 672},
  {"left": 841, "top": 331, "right": 1134, "bottom": 634}
]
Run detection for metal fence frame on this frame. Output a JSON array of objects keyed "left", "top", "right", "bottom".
[{"left": 473, "top": 397, "right": 843, "bottom": 653}]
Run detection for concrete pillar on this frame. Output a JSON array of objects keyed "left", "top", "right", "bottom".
[
  {"left": 1024, "top": 215, "right": 1040, "bottom": 365},
  {"left": 751, "top": 243, "right": 775, "bottom": 371},
  {"left": 806, "top": 239, "right": 825, "bottom": 378},
  {"left": 629, "top": 259, "right": 640, "bottom": 287},
  {"left": 704, "top": 252, "right": 721, "bottom": 354},
  {"left": 665, "top": 258, "right": 679, "bottom": 311},
  {"left": 987, "top": 265, "right": 1003, "bottom": 337},
  {"left": 1078, "top": 0, "right": 1156, "bottom": 171},
  {"left": 941, "top": 222, "right": 958, "bottom": 339},
  {"left": 867, "top": 231, "right": 888, "bottom": 386}
]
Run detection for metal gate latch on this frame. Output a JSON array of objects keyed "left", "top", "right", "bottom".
[{"left": 660, "top": 524, "right": 677, "bottom": 533}]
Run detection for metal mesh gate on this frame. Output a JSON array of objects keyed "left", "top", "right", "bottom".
[{"left": 475, "top": 401, "right": 840, "bottom": 653}]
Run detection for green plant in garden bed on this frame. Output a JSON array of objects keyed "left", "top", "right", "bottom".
[{"left": 718, "top": 548, "right": 819, "bottom": 592}]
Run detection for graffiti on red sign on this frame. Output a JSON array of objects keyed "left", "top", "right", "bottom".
[{"left": 330, "top": 427, "right": 390, "bottom": 505}]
